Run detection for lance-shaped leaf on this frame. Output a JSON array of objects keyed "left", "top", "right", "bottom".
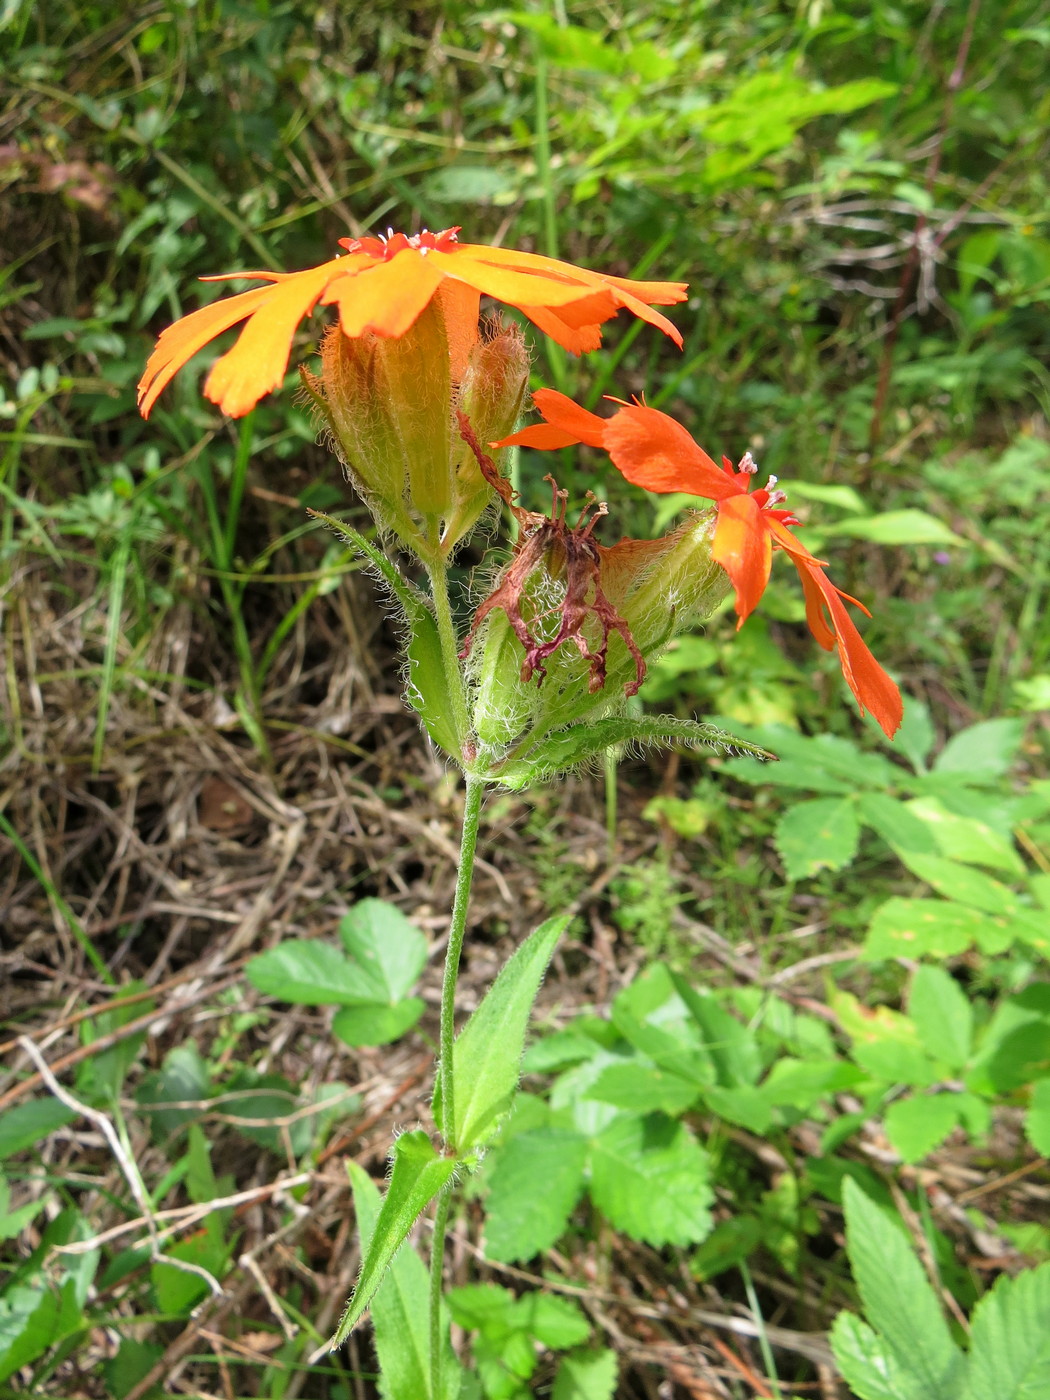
[
  {"left": 442, "top": 915, "right": 568, "bottom": 1150},
  {"left": 493, "top": 716, "right": 772, "bottom": 790},
  {"left": 329, "top": 1130, "right": 458, "bottom": 1349},
  {"left": 308, "top": 512, "right": 461, "bottom": 760}
]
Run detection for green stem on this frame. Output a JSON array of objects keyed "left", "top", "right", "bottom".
[
  {"left": 428, "top": 1184, "right": 453, "bottom": 1399},
  {"left": 425, "top": 560, "right": 472, "bottom": 759},
  {"left": 428, "top": 773, "right": 484, "bottom": 1399}
]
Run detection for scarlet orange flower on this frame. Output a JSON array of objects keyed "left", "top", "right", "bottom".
[
  {"left": 498, "top": 390, "right": 903, "bottom": 738},
  {"left": 137, "top": 228, "right": 687, "bottom": 420}
]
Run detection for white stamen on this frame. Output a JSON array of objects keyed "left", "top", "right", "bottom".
[
  {"left": 737, "top": 451, "right": 758, "bottom": 474},
  {"left": 764, "top": 474, "right": 778, "bottom": 490}
]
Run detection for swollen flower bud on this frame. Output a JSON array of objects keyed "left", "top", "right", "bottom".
[{"left": 301, "top": 289, "right": 528, "bottom": 560}]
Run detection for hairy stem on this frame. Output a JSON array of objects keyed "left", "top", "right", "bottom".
[
  {"left": 429, "top": 773, "right": 484, "bottom": 1398},
  {"left": 425, "top": 558, "right": 473, "bottom": 758}
]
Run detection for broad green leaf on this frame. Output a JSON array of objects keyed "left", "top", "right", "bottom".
[
  {"left": 908, "top": 966, "right": 973, "bottom": 1070},
  {"left": 589, "top": 1114, "right": 713, "bottom": 1247},
  {"left": 832, "top": 989, "right": 939, "bottom": 1087},
  {"left": 842, "top": 1178, "right": 965, "bottom": 1400},
  {"left": 864, "top": 897, "right": 993, "bottom": 961},
  {"left": 220, "top": 1070, "right": 313, "bottom": 1154},
  {"left": 883, "top": 1094, "right": 961, "bottom": 1164},
  {"left": 935, "top": 718, "right": 1025, "bottom": 781},
  {"left": 553, "top": 1348, "right": 618, "bottom": 1400},
  {"left": 1026, "top": 1079, "right": 1050, "bottom": 1156},
  {"left": 588, "top": 1059, "right": 699, "bottom": 1115},
  {"left": 774, "top": 796, "right": 860, "bottom": 879},
  {"left": 515, "top": 1293, "right": 590, "bottom": 1349},
  {"left": 896, "top": 852, "right": 1017, "bottom": 916},
  {"left": 332, "top": 999, "right": 425, "bottom": 1048},
  {"left": 246, "top": 940, "right": 377, "bottom": 1007},
  {"left": 348, "top": 1163, "right": 461, "bottom": 1400},
  {"left": 964, "top": 1262, "right": 1050, "bottom": 1400},
  {"left": 152, "top": 1226, "right": 229, "bottom": 1315},
  {"left": 494, "top": 716, "right": 771, "bottom": 788},
  {"left": 858, "top": 792, "right": 938, "bottom": 855},
  {"left": 905, "top": 799, "right": 1024, "bottom": 875},
  {"left": 0, "top": 1284, "right": 60, "bottom": 1385},
  {"left": 760, "top": 1057, "right": 864, "bottom": 1110},
  {"left": 0, "top": 1174, "right": 45, "bottom": 1241},
  {"left": 703, "top": 1084, "right": 775, "bottom": 1134},
  {"left": 822, "top": 509, "right": 963, "bottom": 547},
  {"left": 483, "top": 1129, "right": 587, "bottom": 1263},
  {"left": 691, "top": 1215, "right": 765, "bottom": 1281},
  {"left": 670, "top": 977, "right": 763, "bottom": 1086},
  {"left": 137, "top": 1042, "right": 209, "bottom": 1142},
  {"left": 829, "top": 1310, "right": 927, "bottom": 1400},
  {"left": 0, "top": 1097, "right": 77, "bottom": 1159},
  {"left": 330, "top": 1131, "right": 458, "bottom": 1347},
  {"left": 450, "top": 915, "right": 568, "bottom": 1149},
  {"left": 966, "top": 985, "right": 1050, "bottom": 1096},
  {"left": 893, "top": 698, "right": 936, "bottom": 773},
  {"left": 338, "top": 898, "right": 429, "bottom": 1003}
]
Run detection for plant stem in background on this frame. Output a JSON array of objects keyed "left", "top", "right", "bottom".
[{"left": 429, "top": 772, "right": 485, "bottom": 1397}]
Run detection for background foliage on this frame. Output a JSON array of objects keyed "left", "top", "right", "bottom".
[{"left": 2, "top": 1, "right": 1048, "bottom": 1397}]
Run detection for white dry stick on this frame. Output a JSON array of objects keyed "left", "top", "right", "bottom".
[{"left": 18, "top": 1035, "right": 223, "bottom": 1298}]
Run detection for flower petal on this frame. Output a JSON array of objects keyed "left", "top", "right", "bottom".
[
  {"left": 321, "top": 254, "right": 445, "bottom": 338},
  {"left": 602, "top": 405, "right": 738, "bottom": 498},
  {"left": 454, "top": 242, "right": 688, "bottom": 307},
  {"left": 514, "top": 304, "right": 606, "bottom": 354},
  {"left": 137, "top": 283, "right": 277, "bottom": 418},
  {"left": 712, "top": 494, "right": 772, "bottom": 624},
  {"left": 203, "top": 263, "right": 337, "bottom": 417},
  {"left": 428, "top": 248, "right": 619, "bottom": 314},
  {"left": 793, "top": 558, "right": 903, "bottom": 738}
]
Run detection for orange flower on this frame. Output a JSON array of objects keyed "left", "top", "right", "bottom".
[
  {"left": 137, "top": 227, "right": 687, "bottom": 420},
  {"left": 498, "top": 390, "right": 903, "bottom": 738}
]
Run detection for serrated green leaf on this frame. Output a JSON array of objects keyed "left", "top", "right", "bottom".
[
  {"left": 0, "top": 1284, "right": 60, "bottom": 1385},
  {"left": 905, "top": 799, "right": 1024, "bottom": 875},
  {"left": 589, "top": 1114, "right": 713, "bottom": 1247},
  {"left": 760, "top": 1057, "right": 864, "bottom": 1110},
  {"left": 483, "top": 1129, "right": 587, "bottom": 1263},
  {"left": 864, "top": 897, "right": 991, "bottom": 961},
  {"left": 896, "top": 852, "right": 1017, "bottom": 916},
  {"left": 775, "top": 796, "right": 860, "bottom": 879},
  {"left": 829, "top": 1310, "right": 926, "bottom": 1400},
  {"left": 858, "top": 792, "right": 938, "bottom": 855},
  {"left": 137, "top": 1042, "right": 209, "bottom": 1143},
  {"left": 246, "top": 940, "right": 375, "bottom": 1007},
  {"left": 330, "top": 1131, "right": 458, "bottom": 1348},
  {"left": 934, "top": 718, "right": 1025, "bottom": 781},
  {"left": 842, "top": 1178, "right": 964, "bottom": 1400},
  {"left": 332, "top": 999, "right": 425, "bottom": 1048},
  {"left": 348, "top": 1163, "right": 461, "bottom": 1400},
  {"left": 908, "top": 966, "right": 973, "bottom": 1070},
  {"left": 0, "top": 1097, "right": 77, "bottom": 1160},
  {"left": 883, "top": 1094, "right": 961, "bottom": 1164},
  {"left": 703, "top": 1084, "right": 775, "bottom": 1133},
  {"left": 553, "top": 1348, "right": 618, "bottom": 1400},
  {"left": 963, "top": 1262, "right": 1050, "bottom": 1400},
  {"left": 338, "top": 899, "right": 429, "bottom": 1002},
  {"left": 515, "top": 1293, "right": 590, "bottom": 1349},
  {"left": 588, "top": 1059, "right": 700, "bottom": 1115},
  {"left": 1026, "top": 1080, "right": 1050, "bottom": 1155},
  {"left": 449, "top": 916, "right": 568, "bottom": 1150},
  {"left": 494, "top": 717, "right": 772, "bottom": 789},
  {"left": 669, "top": 977, "right": 763, "bottom": 1087}
]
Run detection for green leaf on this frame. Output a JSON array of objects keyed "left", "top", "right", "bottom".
[
  {"left": 553, "top": 1348, "right": 618, "bottom": 1400},
  {"left": 908, "top": 966, "right": 973, "bottom": 1070},
  {"left": 703, "top": 1084, "right": 775, "bottom": 1133},
  {"left": 450, "top": 915, "right": 569, "bottom": 1150},
  {"left": 589, "top": 1114, "right": 713, "bottom": 1247},
  {"left": 760, "top": 1057, "right": 864, "bottom": 1110},
  {"left": 822, "top": 509, "right": 964, "bottom": 547},
  {"left": 896, "top": 852, "right": 1018, "bottom": 916},
  {"left": 0, "top": 1097, "right": 77, "bottom": 1159},
  {"left": 483, "top": 1129, "right": 587, "bottom": 1263},
  {"left": 774, "top": 796, "right": 860, "bottom": 879},
  {"left": 332, "top": 999, "right": 425, "bottom": 1048},
  {"left": 858, "top": 793, "right": 938, "bottom": 855},
  {"left": 0, "top": 1284, "right": 60, "bottom": 1385},
  {"left": 330, "top": 1131, "right": 458, "bottom": 1348},
  {"left": 516, "top": 1293, "right": 590, "bottom": 1350},
  {"left": 830, "top": 1310, "right": 927, "bottom": 1400},
  {"left": 864, "top": 897, "right": 993, "bottom": 961},
  {"left": 137, "top": 1042, "right": 209, "bottom": 1142},
  {"left": 246, "top": 940, "right": 377, "bottom": 1007},
  {"left": 588, "top": 1059, "right": 700, "bottom": 1115},
  {"left": 670, "top": 977, "right": 763, "bottom": 1087},
  {"left": 905, "top": 799, "right": 1024, "bottom": 875},
  {"left": 963, "top": 1262, "right": 1050, "bottom": 1400},
  {"left": 338, "top": 899, "right": 429, "bottom": 1002},
  {"left": 893, "top": 698, "right": 937, "bottom": 773},
  {"left": 494, "top": 716, "right": 771, "bottom": 789},
  {"left": 883, "top": 1095, "right": 961, "bottom": 1164},
  {"left": 934, "top": 718, "right": 1025, "bottom": 781},
  {"left": 348, "top": 1162, "right": 461, "bottom": 1400},
  {"left": 1025, "top": 1080, "right": 1050, "bottom": 1156},
  {"left": 841, "top": 1178, "right": 965, "bottom": 1400}
]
